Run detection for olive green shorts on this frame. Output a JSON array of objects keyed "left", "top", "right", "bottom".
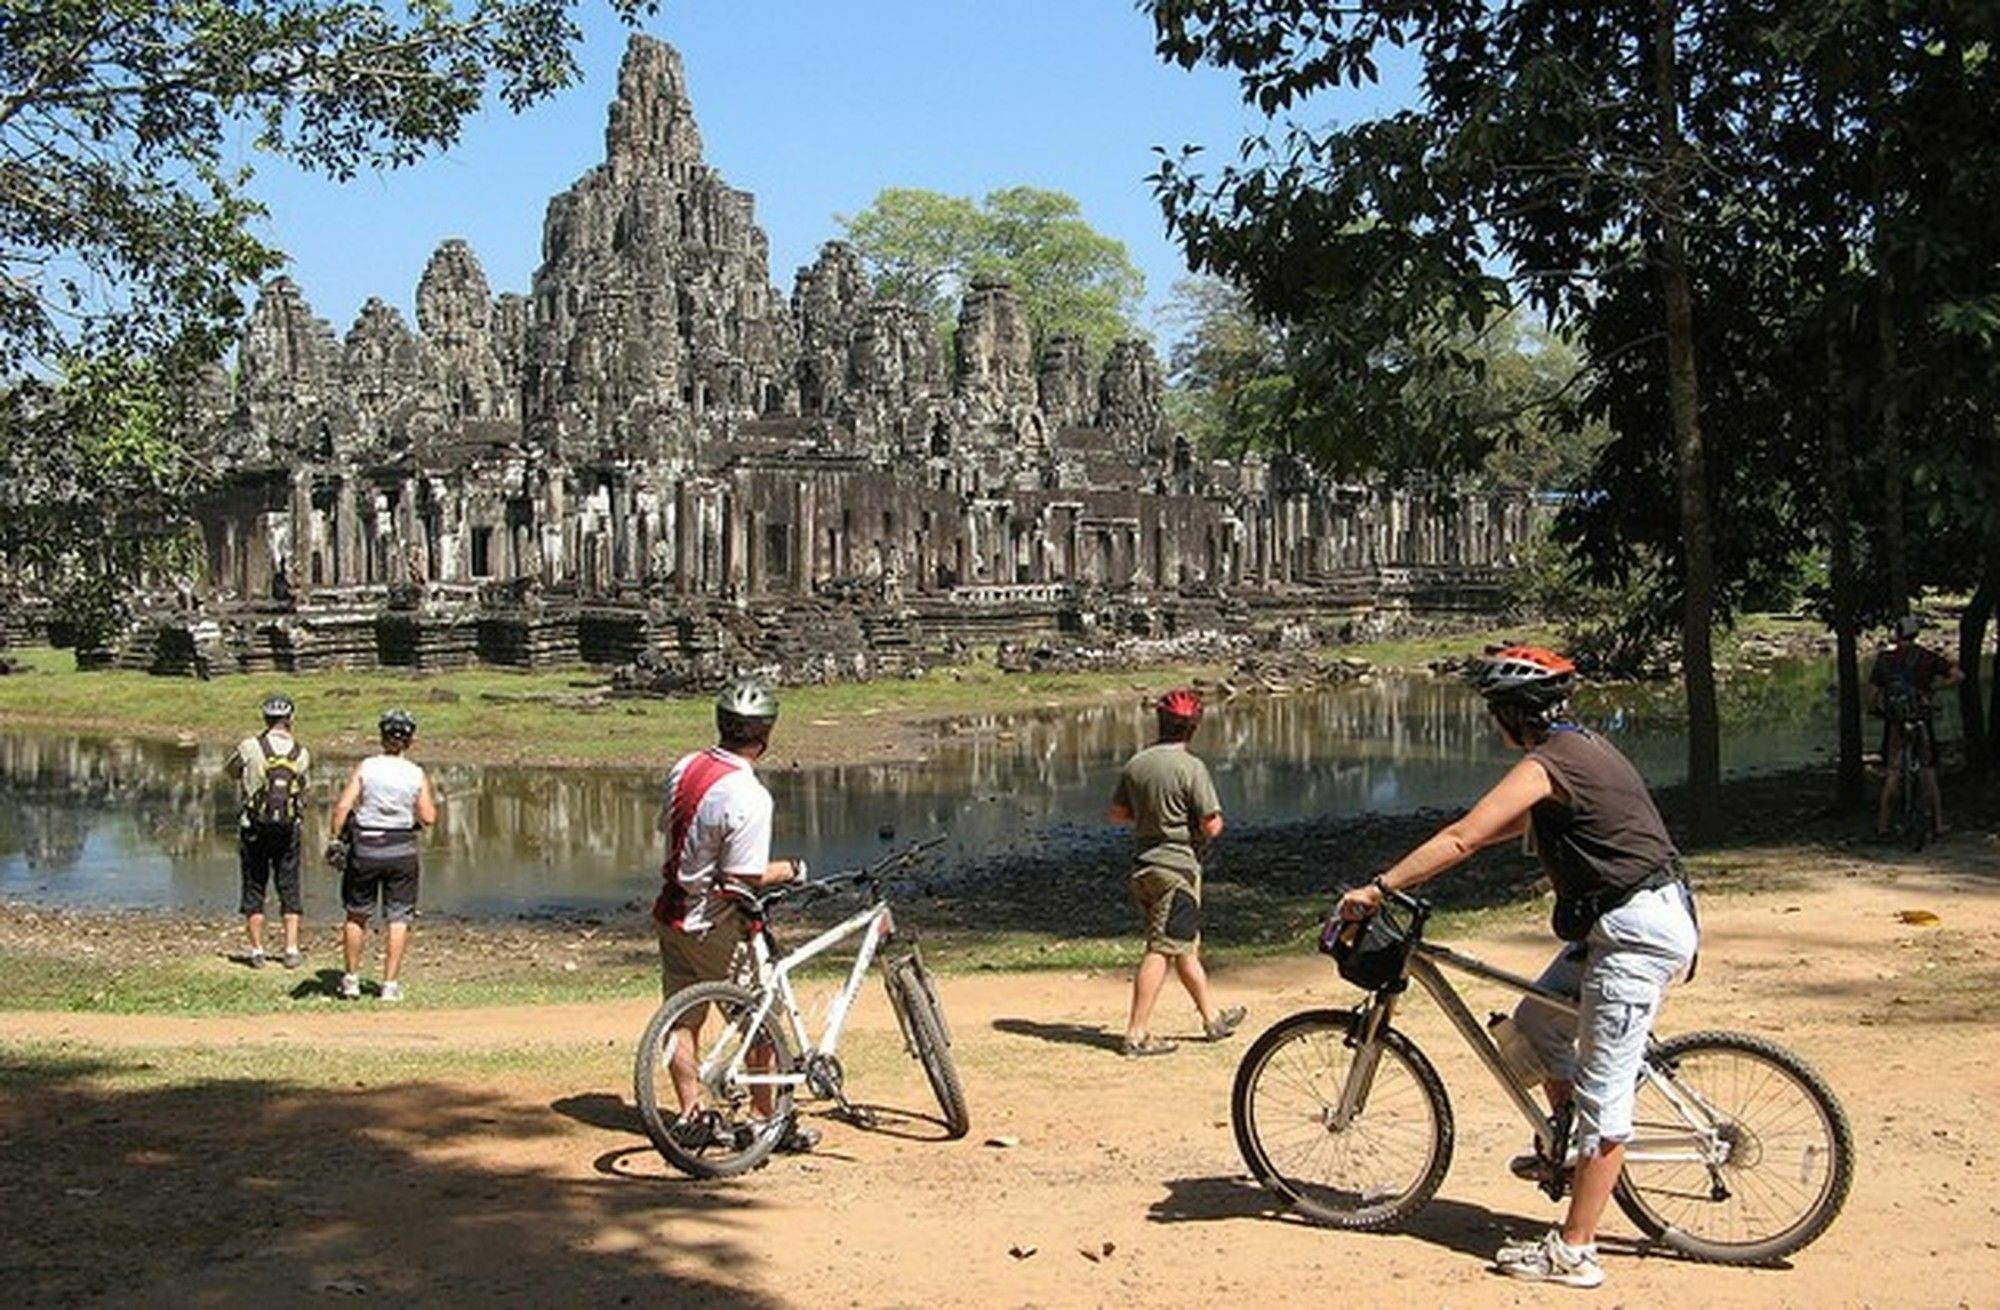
[
  {"left": 1130, "top": 866, "right": 1202, "bottom": 956},
  {"left": 656, "top": 908, "right": 746, "bottom": 1001}
]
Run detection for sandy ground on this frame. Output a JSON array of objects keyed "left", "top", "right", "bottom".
[{"left": 3, "top": 834, "right": 1998, "bottom": 1309}]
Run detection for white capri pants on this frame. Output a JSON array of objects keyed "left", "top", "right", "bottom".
[{"left": 1512, "top": 882, "right": 1699, "bottom": 1156}]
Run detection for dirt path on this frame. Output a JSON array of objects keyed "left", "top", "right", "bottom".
[{"left": 4, "top": 841, "right": 1998, "bottom": 1308}]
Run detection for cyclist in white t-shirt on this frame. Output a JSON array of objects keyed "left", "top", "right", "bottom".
[
  {"left": 326, "top": 708, "right": 438, "bottom": 1002},
  {"left": 653, "top": 680, "right": 812, "bottom": 1151}
]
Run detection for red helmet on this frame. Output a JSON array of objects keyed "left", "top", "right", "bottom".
[{"left": 1157, "top": 687, "right": 1204, "bottom": 724}]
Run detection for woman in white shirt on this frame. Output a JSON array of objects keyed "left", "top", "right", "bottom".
[{"left": 326, "top": 708, "right": 438, "bottom": 1002}]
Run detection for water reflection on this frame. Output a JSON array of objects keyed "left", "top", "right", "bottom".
[{"left": 0, "top": 665, "right": 1836, "bottom": 916}]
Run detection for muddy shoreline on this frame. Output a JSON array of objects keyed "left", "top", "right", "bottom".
[{"left": 9, "top": 763, "right": 1987, "bottom": 977}]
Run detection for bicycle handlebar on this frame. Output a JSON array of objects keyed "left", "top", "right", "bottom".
[{"left": 750, "top": 834, "right": 949, "bottom": 911}]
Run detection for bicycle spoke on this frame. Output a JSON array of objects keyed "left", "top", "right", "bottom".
[
  {"left": 1239, "top": 1017, "right": 1445, "bottom": 1222},
  {"left": 1620, "top": 1036, "right": 1847, "bottom": 1256}
]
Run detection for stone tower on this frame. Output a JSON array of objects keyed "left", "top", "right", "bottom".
[{"left": 522, "top": 36, "right": 793, "bottom": 458}]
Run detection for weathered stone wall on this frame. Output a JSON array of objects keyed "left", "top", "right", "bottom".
[{"left": 151, "top": 33, "right": 1538, "bottom": 683}]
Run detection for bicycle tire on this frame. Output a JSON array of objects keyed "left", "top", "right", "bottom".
[
  {"left": 1614, "top": 1029, "right": 1853, "bottom": 1264},
  {"left": 885, "top": 954, "right": 970, "bottom": 1138},
  {"left": 1232, "top": 1009, "right": 1453, "bottom": 1229},
  {"left": 1903, "top": 732, "right": 1930, "bottom": 851},
  {"left": 634, "top": 981, "right": 798, "bottom": 1179}
]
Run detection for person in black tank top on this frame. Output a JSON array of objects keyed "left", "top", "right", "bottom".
[{"left": 1335, "top": 645, "right": 1698, "bottom": 1290}]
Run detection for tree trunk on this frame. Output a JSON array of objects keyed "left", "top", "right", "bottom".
[
  {"left": 1824, "top": 330, "right": 1865, "bottom": 807},
  {"left": 1652, "top": 0, "right": 1720, "bottom": 841},
  {"left": 1960, "top": 581, "right": 1993, "bottom": 779},
  {"left": 1875, "top": 266, "right": 1907, "bottom": 613}
]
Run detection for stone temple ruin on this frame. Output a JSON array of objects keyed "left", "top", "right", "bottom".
[{"left": 140, "top": 35, "right": 1532, "bottom": 683}]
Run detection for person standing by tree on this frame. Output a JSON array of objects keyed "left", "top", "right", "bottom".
[
  {"left": 226, "top": 693, "right": 310, "bottom": 969},
  {"left": 1871, "top": 614, "right": 1962, "bottom": 838},
  {"left": 326, "top": 709, "right": 437, "bottom": 1001},
  {"left": 1108, "top": 687, "right": 1244, "bottom": 1057}
]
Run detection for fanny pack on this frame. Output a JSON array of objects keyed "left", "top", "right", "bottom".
[{"left": 1551, "top": 861, "right": 1685, "bottom": 943}]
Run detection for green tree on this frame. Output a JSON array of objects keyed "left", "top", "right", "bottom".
[
  {"left": 1157, "top": 275, "right": 1289, "bottom": 456},
  {"left": 1144, "top": 1, "right": 1843, "bottom": 837},
  {"left": 839, "top": 186, "right": 1144, "bottom": 357},
  {"left": 0, "top": 0, "right": 658, "bottom": 646},
  {"left": 1160, "top": 273, "right": 1602, "bottom": 487}
]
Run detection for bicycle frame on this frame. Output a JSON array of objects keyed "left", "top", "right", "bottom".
[
  {"left": 1351, "top": 937, "right": 1723, "bottom": 1183},
  {"left": 715, "top": 893, "right": 896, "bottom": 1096}
]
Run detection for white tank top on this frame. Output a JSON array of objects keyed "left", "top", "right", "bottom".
[{"left": 353, "top": 754, "right": 426, "bottom": 831}]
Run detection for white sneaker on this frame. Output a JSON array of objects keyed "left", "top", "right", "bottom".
[
  {"left": 379, "top": 980, "right": 404, "bottom": 1002},
  {"left": 1496, "top": 1229, "right": 1605, "bottom": 1289},
  {"left": 338, "top": 973, "right": 362, "bottom": 1000}
]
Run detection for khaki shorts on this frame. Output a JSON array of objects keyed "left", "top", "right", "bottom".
[
  {"left": 657, "top": 907, "right": 746, "bottom": 1000},
  {"left": 1130, "top": 866, "right": 1202, "bottom": 956}
]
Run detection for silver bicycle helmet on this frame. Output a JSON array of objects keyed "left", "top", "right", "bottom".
[
  {"left": 261, "top": 694, "right": 295, "bottom": 720},
  {"left": 715, "top": 679, "right": 779, "bottom": 722},
  {"left": 379, "top": 708, "right": 418, "bottom": 738},
  {"left": 715, "top": 678, "right": 778, "bottom": 749},
  {"left": 1894, "top": 614, "right": 1922, "bottom": 640}
]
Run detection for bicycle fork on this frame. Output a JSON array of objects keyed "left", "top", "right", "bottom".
[{"left": 1329, "top": 995, "right": 1400, "bottom": 1130}]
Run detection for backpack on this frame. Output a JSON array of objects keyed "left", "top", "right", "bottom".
[{"left": 249, "top": 732, "right": 305, "bottom": 829}]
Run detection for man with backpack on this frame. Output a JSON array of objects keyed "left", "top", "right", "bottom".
[
  {"left": 1871, "top": 614, "right": 1962, "bottom": 839},
  {"left": 227, "top": 694, "right": 312, "bottom": 968}
]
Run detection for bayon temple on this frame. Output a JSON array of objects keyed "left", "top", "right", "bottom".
[{"left": 121, "top": 36, "right": 1533, "bottom": 682}]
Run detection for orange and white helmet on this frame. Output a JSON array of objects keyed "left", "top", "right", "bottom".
[{"left": 1469, "top": 644, "right": 1576, "bottom": 713}]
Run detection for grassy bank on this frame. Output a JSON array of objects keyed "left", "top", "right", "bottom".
[{"left": 0, "top": 626, "right": 1529, "bottom": 768}]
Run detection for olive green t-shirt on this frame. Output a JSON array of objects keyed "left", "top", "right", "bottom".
[{"left": 1111, "top": 742, "right": 1221, "bottom": 875}]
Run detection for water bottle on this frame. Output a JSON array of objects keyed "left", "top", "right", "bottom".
[{"left": 1488, "top": 1013, "right": 1549, "bottom": 1089}]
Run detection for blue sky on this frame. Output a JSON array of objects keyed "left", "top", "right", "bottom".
[{"left": 249, "top": 1, "right": 1416, "bottom": 344}]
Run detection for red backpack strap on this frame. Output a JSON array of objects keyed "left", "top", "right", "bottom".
[{"left": 654, "top": 749, "right": 742, "bottom": 927}]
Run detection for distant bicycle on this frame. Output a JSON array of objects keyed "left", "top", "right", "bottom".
[
  {"left": 1233, "top": 885, "right": 1852, "bottom": 1265},
  {"left": 1884, "top": 689, "right": 1935, "bottom": 851},
  {"left": 635, "top": 836, "right": 968, "bottom": 1178}
]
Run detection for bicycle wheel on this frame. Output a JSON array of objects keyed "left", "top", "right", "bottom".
[
  {"left": 885, "top": 953, "right": 970, "bottom": 1138},
  {"left": 1232, "top": 1009, "right": 1453, "bottom": 1229},
  {"left": 1614, "top": 1030, "right": 1853, "bottom": 1264},
  {"left": 1903, "top": 741, "right": 1930, "bottom": 851},
  {"left": 634, "top": 981, "right": 798, "bottom": 1179}
]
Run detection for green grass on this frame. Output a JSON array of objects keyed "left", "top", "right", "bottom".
[
  {"left": 0, "top": 645, "right": 1236, "bottom": 766},
  {"left": 0, "top": 948, "right": 661, "bottom": 1015},
  {"left": 0, "top": 893, "right": 1536, "bottom": 1019},
  {"left": 0, "top": 623, "right": 1548, "bottom": 767},
  {"left": 0, "top": 1039, "right": 611, "bottom": 1090}
]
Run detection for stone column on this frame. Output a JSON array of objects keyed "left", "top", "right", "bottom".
[
  {"left": 287, "top": 471, "right": 312, "bottom": 604},
  {"left": 794, "top": 479, "right": 814, "bottom": 593},
  {"left": 724, "top": 490, "right": 748, "bottom": 596}
]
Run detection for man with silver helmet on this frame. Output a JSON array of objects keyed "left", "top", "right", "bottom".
[
  {"left": 652, "top": 678, "right": 815, "bottom": 1152},
  {"left": 1336, "top": 645, "right": 1697, "bottom": 1290},
  {"left": 326, "top": 708, "right": 438, "bottom": 1001},
  {"left": 225, "top": 692, "right": 312, "bottom": 969}
]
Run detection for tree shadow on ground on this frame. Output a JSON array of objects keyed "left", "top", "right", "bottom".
[
  {"left": 0, "top": 1053, "right": 779, "bottom": 1308},
  {"left": 551, "top": 1090, "right": 642, "bottom": 1135},
  {"left": 991, "top": 1016, "right": 1124, "bottom": 1053},
  {"left": 1148, "top": 1174, "right": 1550, "bottom": 1262}
]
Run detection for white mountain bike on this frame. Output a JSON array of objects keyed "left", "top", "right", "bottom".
[{"left": 635, "top": 836, "right": 968, "bottom": 1178}]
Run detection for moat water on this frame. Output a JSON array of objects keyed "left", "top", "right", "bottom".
[{"left": 0, "top": 663, "right": 1837, "bottom": 917}]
